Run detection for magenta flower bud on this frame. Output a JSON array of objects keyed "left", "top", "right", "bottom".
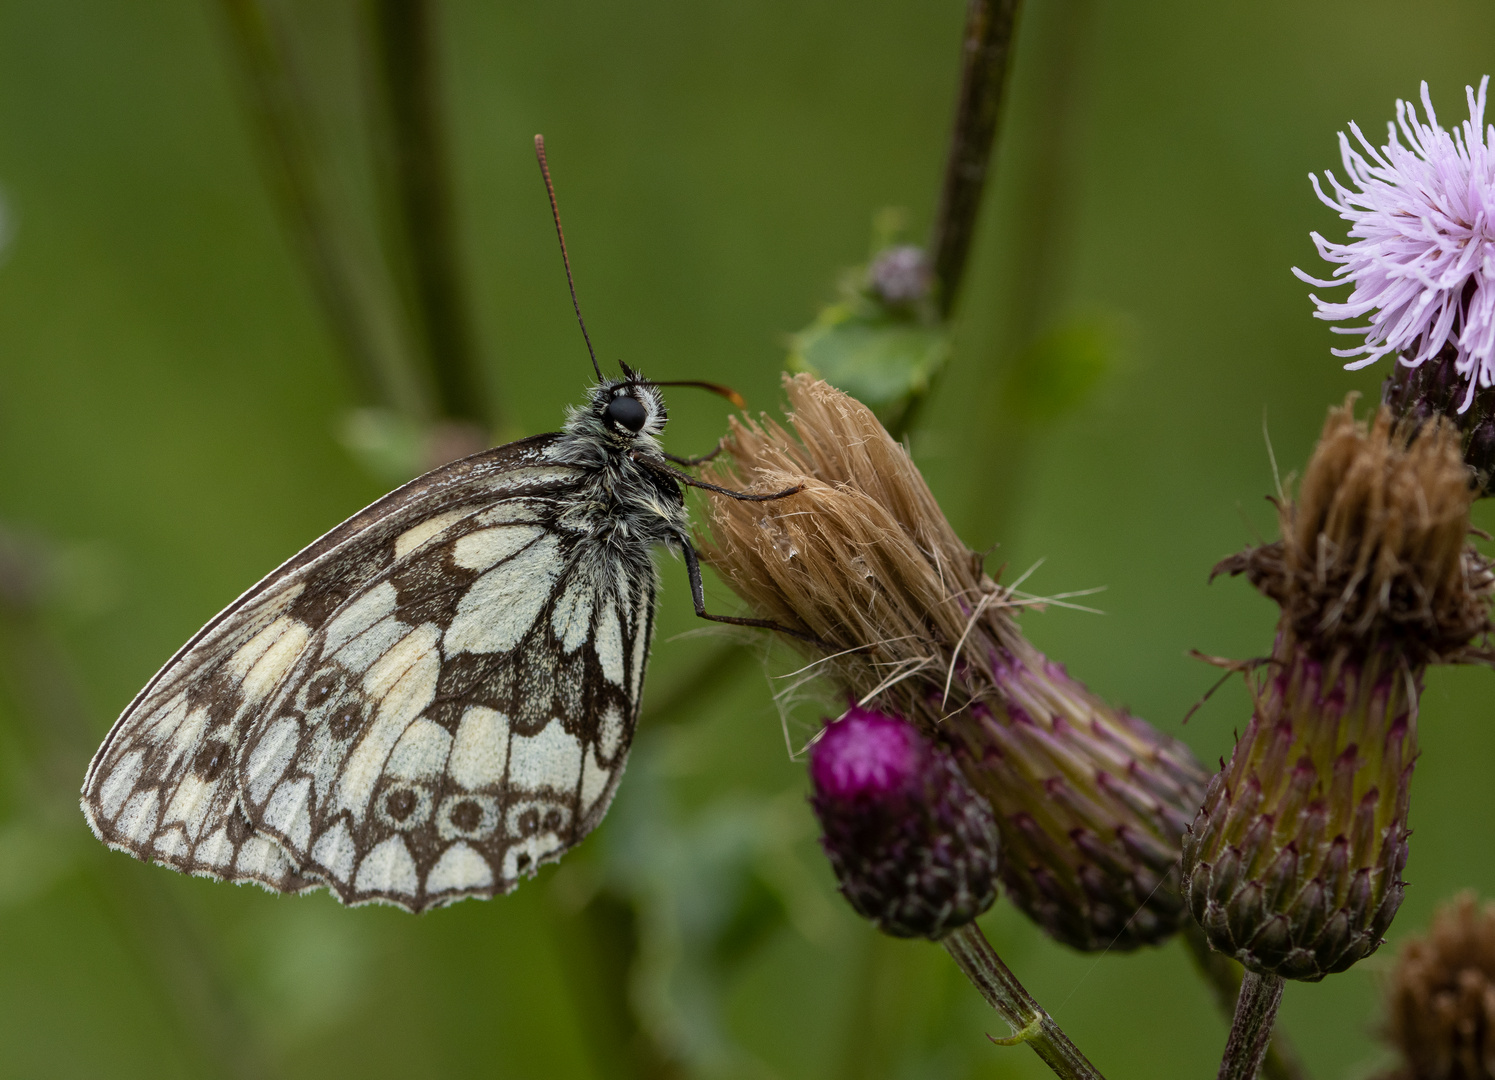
[{"left": 809, "top": 705, "right": 1000, "bottom": 940}]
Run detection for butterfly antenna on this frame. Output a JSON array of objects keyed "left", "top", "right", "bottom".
[{"left": 535, "top": 135, "right": 602, "bottom": 382}]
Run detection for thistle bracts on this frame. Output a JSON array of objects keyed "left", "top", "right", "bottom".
[
  {"left": 1185, "top": 641, "right": 1414, "bottom": 979},
  {"left": 960, "top": 648, "right": 1208, "bottom": 951},
  {"left": 809, "top": 705, "right": 1000, "bottom": 939},
  {"left": 702, "top": 374, "right": 1209, "bottom": 952},
  {"left": 1383, "top": 346, "right": 1495, "bottom": 496},
  {"left": 1184, "top": 400, "right": 1494, "bottom": 981}
]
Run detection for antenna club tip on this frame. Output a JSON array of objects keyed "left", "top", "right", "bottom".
[{"left": 726, "top": 391, "right": 747, "bottom": 408}]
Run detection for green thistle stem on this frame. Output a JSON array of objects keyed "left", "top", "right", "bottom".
[
  {"left": 1182, "top": 922, "right": 1310, "bottom": 1080},
  {"left": 942, "top": 922, "right": 1108, "bottom": 1080},
  {"left": 1217, "top": 972, "right": 1284, "bottom": 1080}
]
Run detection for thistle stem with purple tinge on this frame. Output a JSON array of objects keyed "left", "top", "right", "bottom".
[{"left": 943, "top": 921, "right": 1109, "bottom": 1080}]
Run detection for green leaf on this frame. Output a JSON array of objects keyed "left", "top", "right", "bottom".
[{"left": 788, "top": 302, "right": 949, "bottom": 422}]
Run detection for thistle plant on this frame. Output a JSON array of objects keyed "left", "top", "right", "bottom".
[
  {"left": 1184, "top": 400, "right": 1495, "bottom": 1078},
  {"left": 806, "top": 701, "right": 1105, "bottom": 1079},
  {"left": 1187, "top": 404, "right": 1492, "bottom": 979},
  {"left": 702, "top": 374, "right": 1209, "bottom": 957},
  {"left": 808, "top": 703, "right": 1000, "bottom": 940}
]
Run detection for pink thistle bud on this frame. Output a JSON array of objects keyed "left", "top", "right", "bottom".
[{"left": 809, "top": 705, "right": 1000, "bottom": 939}]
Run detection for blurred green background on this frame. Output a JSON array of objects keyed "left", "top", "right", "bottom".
[{"left": 2, "top": 1, "right": 1494, "bottom": 1077}]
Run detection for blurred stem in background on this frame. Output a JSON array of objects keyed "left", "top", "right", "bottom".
[
  {"left": 960, "top": 0, "right": 1103, "bottom": 548},
  {"left": 929, "top": 0, "right": 1022, "bottom": 324},
  {"left": 0, "top": 530, "right": 273, "bottom": 1080},
  {"left": 788, "top": 0, "right": 1023, "bottom": 440},
  {"left": 364, "top": 0, "right": 489, "bottom": 430},
  {"left": 216, "top": 0, "right": 494, "bottom": 476},
  {"left": 216, "top": 0, "right": 430, "bottom": 422}
]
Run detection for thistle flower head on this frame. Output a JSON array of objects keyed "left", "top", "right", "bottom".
[
  {"left": 1294, "top": 78, "right": 1495, "bottom": 410},
  {"left": 703, "top": 375, "right": 1209, "bottom": 951},
  {"left": 809, "top": 704, "right": 1000, "bottom": 939},
  {"left": 1186, "top": 401, "right": 1494, "bottom": 981},
  {"left": 1216, "top": 398, "right": 1491, "bottom": 662},
  {"left": 1381, "top": 892, "right": 1495, "bottom": 1080}
]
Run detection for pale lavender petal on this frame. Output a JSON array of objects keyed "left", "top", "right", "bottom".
[{"left": 1301, "top": 77, "right": 1495, "bottom": 411}]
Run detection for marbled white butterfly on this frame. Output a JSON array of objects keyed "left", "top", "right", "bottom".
[{"left": 79, "top": 138, "right": 805, "bottom": 912}]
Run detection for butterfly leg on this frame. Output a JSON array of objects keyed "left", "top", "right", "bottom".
[{"left": 676, "top": 537, "right": 839, "bottom": 652}]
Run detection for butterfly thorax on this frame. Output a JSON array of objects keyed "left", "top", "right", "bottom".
[{"left": 548, "top": 377, "right": 688, "bottom": 559}]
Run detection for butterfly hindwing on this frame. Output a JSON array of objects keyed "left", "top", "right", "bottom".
[
  {"left": 80, "top": 579, "right": 323, "bottom": 893},
  {"left": 236, "top": 496, "right": 656, "bottom": 910},
  {"left": 80, "top": 435, "right": 597, "bottom": 898}
]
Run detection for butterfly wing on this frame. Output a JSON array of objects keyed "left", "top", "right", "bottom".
[
  {"left": 81, "top": 434, "right": 607, "bottom": 897},
  {"left": 234, "top": 486, "right": 656, "bottom": 910}
]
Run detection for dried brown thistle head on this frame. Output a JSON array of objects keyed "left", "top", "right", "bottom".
[
  {"left": 1215, "top": 397, "right": 1493, "bottom": 662},
  {"left": 700, "top": 373, "right": 1009, "bottom": 726},
  {"left": 1382, "top": 892, "right": 1495, "bottom": 1080},
  {"left": 703, "top": 376, "right": 1210, "bottom": 952}
]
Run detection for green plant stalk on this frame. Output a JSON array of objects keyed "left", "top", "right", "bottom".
[
  {"left": 1183, "top": 923, "right": 1309, "bottom": 1080},
  {"left": 364, "top": 0, "right": 492, "bottom": 429},
  {"left": 942, "top": 922, "right": 1108, "bottom": 1079},
  {"left": 215, "top": 0, "right": 429, "bottom": 419},
  {"left": 1217, "top": 972, "right": 1285, "bottom": 1080}
]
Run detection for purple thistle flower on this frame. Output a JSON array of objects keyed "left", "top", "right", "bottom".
[
  {"left": 1294, "top": 78, "right": 1495, "bottom": 411},
  {"left": 809, "top": 705, "right": 1000, "bottom": 940}
]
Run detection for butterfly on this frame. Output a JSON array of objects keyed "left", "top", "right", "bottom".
[{"left": 79, "top": 137, "right": 809, "bottom": 912}]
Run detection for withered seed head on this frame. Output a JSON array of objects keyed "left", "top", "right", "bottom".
[
  {"left": 702, "top": 372, "right": 990, "bottom": 727},
  {"left": 1215, "top": 396, "right": 1493, "bottom": 662},
  {"left": 1381, "top": 892, "right": 1495, "bottom": 1080},
  {"left": 703, "top": 375, "right": 1209, "bottom": 952}
]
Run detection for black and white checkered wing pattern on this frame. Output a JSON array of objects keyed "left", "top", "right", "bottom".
[
  {"left": 235, "top": 495, "right": 655, "bottom": 910},
  {"left": 82, "top": 436, "right": 651, "bottom": 907},
  {"left": 80, "top": 577, "right": 324, "bottom": 893}
]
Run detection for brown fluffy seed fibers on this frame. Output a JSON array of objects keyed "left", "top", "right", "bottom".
[
  {"left": 700, "top": 373, "right": 1021, "bottom": 728},
  {"left": 1382, "top": 892, "right": 1495, "bottom": 1080},
  {"left": 1215, "top": 397, "right": 1492, "bottom": 661}
]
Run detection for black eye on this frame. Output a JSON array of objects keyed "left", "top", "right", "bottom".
[{"left": 606, "top": 395, "right": 648, "bottom": 432}]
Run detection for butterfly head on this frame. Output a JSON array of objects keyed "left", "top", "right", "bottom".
[{"left": 572, "top": 363, "right": 668, "bottom": 447}]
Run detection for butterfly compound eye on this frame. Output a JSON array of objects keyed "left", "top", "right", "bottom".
[{"left": 606, "top": 395, "right": 648, "bottom": 432}]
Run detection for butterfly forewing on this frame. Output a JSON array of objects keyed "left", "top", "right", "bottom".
[
  {"left": 82, "top": 435, "right": 653, "bottom": 907},
  {"left": 236, "top": 488, "right": 655, "bottom": 910}
]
